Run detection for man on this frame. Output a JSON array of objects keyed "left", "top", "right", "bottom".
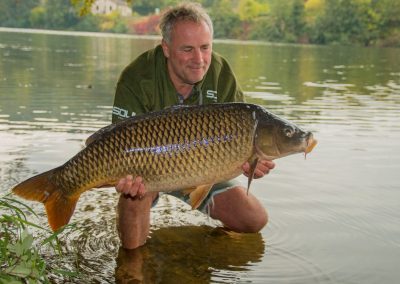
[{"left": 112, "top": 2, "right": 275, "bottom": 249}]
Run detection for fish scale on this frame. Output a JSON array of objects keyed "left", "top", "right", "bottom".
[{"left": 12, "top": 103, "right": 317, "bottom": 231}]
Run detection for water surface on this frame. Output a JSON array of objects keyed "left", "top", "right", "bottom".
[{"left": 1, "top": 29, "right": 399, "bottom": 283}]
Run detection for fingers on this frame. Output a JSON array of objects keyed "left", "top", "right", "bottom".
[
  {"left": 254, "top": 160, "right": 275, "bottom": 178},
  {"left": 242, "top": 159, "right": 276, "bottom": 179},
  {"left": 116, "top": 175, "right": 146, "bottom": 199}
]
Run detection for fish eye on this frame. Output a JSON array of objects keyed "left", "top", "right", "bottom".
[{"left": 283, "top": 126, "right": 295, "bottom": 138}]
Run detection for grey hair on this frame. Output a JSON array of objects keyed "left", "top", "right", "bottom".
[{"left": 159, "top": 2, "right": 214, "bottom": 44}]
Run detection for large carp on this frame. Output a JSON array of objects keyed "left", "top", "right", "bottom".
[{"left": 12, "top": 103, "right": 317, "bottom": 231}]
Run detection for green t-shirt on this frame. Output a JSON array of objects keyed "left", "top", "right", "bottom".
[{"left": 112, "top": 45, "right": 244, "bottom": 123}]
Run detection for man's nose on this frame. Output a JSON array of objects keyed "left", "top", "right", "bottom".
[{"left": 192, "top": 48, "right": 203, "bottom": 63}]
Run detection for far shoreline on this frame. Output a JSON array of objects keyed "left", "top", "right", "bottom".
[{"left": 0, "top": 27, "right": 320, "bottom": 48}]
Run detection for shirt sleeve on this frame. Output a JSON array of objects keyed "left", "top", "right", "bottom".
[{"left": 112, "top": 81, "right": 148, "bottom": 124}]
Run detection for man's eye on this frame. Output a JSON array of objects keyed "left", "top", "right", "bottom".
[{"left": 183, "top": 48, "right": 192, "bottom": 52}]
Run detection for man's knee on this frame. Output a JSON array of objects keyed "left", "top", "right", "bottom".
[
  {"left": 210, "top": 187, "right": 268, "bottom": 233},
  {"left": 245, "top": 207, "right": 268, "bottom": 233}
]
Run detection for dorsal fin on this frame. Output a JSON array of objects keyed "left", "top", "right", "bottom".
[
  {"left": 85, "top": 105, "right": 192, "bottom": 146},
  {"left": 85, "top": 124, "right": 116, "bottom": 146}
]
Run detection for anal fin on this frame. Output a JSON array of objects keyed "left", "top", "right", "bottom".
[{"left": 183, "top": 184, "right": 214, "bottom": 210}]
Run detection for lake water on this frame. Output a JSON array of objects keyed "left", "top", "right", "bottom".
[{"left": 1, "top": 28, "right": 399, "bottom": 283}]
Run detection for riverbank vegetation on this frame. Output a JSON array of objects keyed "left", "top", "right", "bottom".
[
  {"left": 0, "top": 196, "right": 77, "bottom": 283},
  {"left": 0, "top": 0, "right": 399, "bottom": 47}
]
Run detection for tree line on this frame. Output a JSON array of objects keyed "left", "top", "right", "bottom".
[{"left": 1, "top": 0, "right": 399, "bottom": 47}]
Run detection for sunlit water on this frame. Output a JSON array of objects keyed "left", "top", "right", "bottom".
[{"left": 1, "top": 28, "right": 400, "bottom": 283}]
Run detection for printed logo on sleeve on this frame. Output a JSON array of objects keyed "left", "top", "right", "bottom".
[{"left": 112, "top": 106, "right": 136, "bottom": 118}]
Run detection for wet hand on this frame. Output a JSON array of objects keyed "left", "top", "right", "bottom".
[
  {"left": 116, "top": 175, "right": 146, "bottom": 199},
  {"left": 242, "top": 159, "right": 275, "bottom": 179}
]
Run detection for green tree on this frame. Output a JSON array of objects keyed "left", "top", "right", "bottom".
[
  {"left": 74, "top": 14, "right": 101, "bottom": 31},
  {"left": 0, "top": 0, "right": 40, "bottom": 27},
  {"left": 30, "top": 6, "right": 47, "bottom": 28},
  {"left": 99, "top": 11, "right": 128, "bottom": 33},
  {"left": 43, "top": 0, "right": 80, "bottom": 29},
  {"left": 209, "top": 0, "right": 242, "bottom": 39},
  {"left": 250, "top": 0, "right": 292, "bottom": 42},
  {"left": 236, "top": 0, "right": 269, "bottom": 39},
  {"left": 238, "top": 0, "right": 268, "bottom": 21},
  {"left": 374, "top": 0, "right": 400, "bottom": 45},
  {"left": 311, "top": 0, "right": 380, "bottom": 45},
  {"left": 290, "top": 0, "right": 306, "bottom": 39}
]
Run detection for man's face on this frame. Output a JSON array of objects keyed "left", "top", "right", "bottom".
[{"left": 162, "top": 20, "right": 212, "bottom": 88}]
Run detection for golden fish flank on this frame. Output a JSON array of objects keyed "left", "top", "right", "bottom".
[{"left": 12, "top": 103, "right": 317, "bottom": 231}]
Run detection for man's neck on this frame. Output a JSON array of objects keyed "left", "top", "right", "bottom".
[{"left": 175, "top": 84, "right": 194, "bottom": 99}]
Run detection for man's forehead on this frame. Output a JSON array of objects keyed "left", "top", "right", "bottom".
[
  {"left": 169, "top": 21, "right": 212, "bottom": 46},
  {"left": 172, "top": 19, "right": 211, "bottom": 33}
]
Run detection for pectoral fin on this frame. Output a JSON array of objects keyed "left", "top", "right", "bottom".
[
  {"left": 246, "top": 157, "right": 259, "bottom": 195},
  {"left": 183, "top": 184, "right": 214, "bottom": 210}
]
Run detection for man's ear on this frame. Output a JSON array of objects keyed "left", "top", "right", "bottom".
[{"left": 161, "top": 39, "right": 170, "bottom": 58}]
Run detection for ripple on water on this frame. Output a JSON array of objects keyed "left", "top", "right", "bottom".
[
  {"left": 255, "top": 169, "right": 400, "bottom": 284},
  {"left": 39, "top": 191, "right": 267, "bottom": 283}
]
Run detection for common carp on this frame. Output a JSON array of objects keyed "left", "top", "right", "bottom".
[{"left": 12, "top": 103, "right": 317, "bottom": 231}]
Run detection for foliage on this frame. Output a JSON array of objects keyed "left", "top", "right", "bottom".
[
  {"left": 98, "top": 11, "right": 128, "bottom": 33},
  {"left": 0, "top": 0, "right": 40, "bottom": 28},
  {"left": 0, "top": 0, "right": 399, "bottom": 46},
  {"left": 129, "top": 14, "right": 161, "bottom": 35},
  {"left": 43, "top": 0, "right": 80, "bottom": 30},
  {"left": 238, "top": 0, "right": 269, "bottom": 21},
  {"left": 0, "top": 195, "right": 77, "bottom": 283},
  {"left": 71, "top": 0, "right": 96, "bottom": 16},
  {"left": 73, "top": 14, "right": 102, "bottom": 31},
  {"left": 209, "top": 0, "right": 242, "bottom": 39}
]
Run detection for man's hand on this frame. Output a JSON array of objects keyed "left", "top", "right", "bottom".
[
  {"left": 116, "top": 175, "right": 146, "bottom": 199},
  {"left": 242, "top": 159, "right": 275, "bottom": 179}
]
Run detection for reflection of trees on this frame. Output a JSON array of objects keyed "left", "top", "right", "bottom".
[
  {"left": 115, "top": 226, "right": 265, "bottom": 283},
  {"left": 215, "top": 41, "right": 400, "bottom": 106}
]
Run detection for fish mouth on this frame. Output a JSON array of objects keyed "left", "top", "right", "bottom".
[{"left": 305, "top": 134, "right": 318, "bottom": 154}]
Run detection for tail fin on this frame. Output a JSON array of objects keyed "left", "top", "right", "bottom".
[{"left": 12, "top": 168, "right": 80, "bottom": 231}]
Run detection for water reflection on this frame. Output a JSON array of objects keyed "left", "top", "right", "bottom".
[
  {"left": 1, "top": 30, "right": 400, "bottom": 283},
  {"left": 115, "top": 226, "right": 265, "bottom": 284}
]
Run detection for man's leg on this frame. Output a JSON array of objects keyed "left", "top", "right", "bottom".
[
  {"left": 207, "top": 186, "right": 268, "bottom": 233},
  {"left": 117, "top": 192, "right": 158, "bottom": 249}
]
